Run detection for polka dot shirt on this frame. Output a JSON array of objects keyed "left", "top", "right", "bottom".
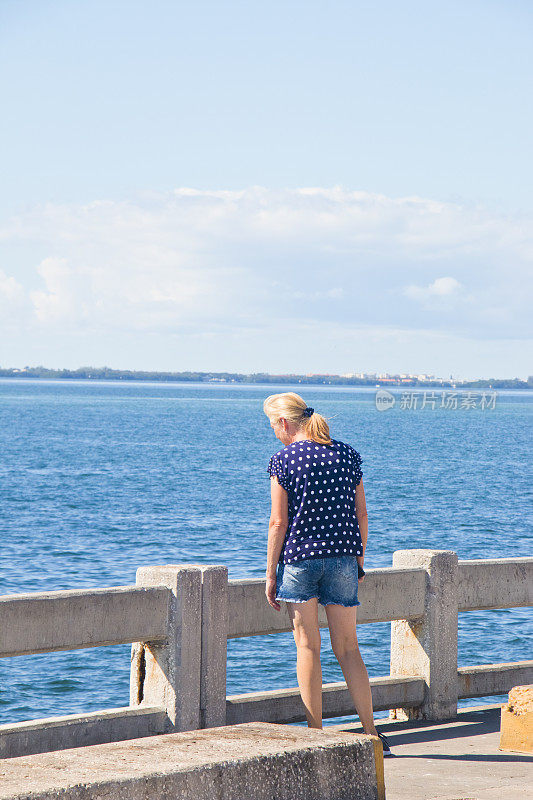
[{"left": 267, "top": 438, "right": 364, "bottom": 565}]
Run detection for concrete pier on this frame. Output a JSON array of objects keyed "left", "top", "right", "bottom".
[
  {"left": 1, "top": 706, "right": 529, "bottom": 799},
  {"left": 0, "top": 722, "right": 384, "bottom": 800},
  {"left": 328, "top": 704, "right": 533, "bottom": 800},
  {"left": 1, "top": 549, "right": 531, "bottom": 795}
]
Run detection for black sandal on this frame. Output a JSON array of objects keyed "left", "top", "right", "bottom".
[{"left": 377, "top": 730, "right": 393, "bottom": 756}]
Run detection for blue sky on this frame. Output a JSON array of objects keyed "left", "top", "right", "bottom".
[{"left": 1, "top": 0, "right": 531, "bottom": 378}]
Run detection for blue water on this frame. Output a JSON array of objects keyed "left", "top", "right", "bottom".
[{"left": 0, "top": 379, "right": 531, "bottom": 725}]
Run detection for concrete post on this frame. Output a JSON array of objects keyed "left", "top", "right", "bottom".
[
  {"left": 198, "top": 565, "right": 229, "bottom": 728},
  {"left": 390, "top": 549, "right": 458, "bottom": 721},
  {"left": 130, "top": 565, "right": 203, "bottom": 732}
]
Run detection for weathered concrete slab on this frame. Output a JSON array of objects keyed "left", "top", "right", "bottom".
[
  {"left": 130, "top": 565, "right": 203, "bottom": 733},
  {"left": 327, "top": 704, "right": 533, "bottom": 800},
  {"left": 0, "top": 721, "right": 383, "bottom": 800},
  {"left": 0, "top": 706, "right": 166, "bottom": 760},
  {"left": 227, "top": 675, "right": 425, "bottom": 724},
  {"left": 0, "top": 586, "right": 169, "bottom": 657},
  {"left": 390, "top": 550, "right": 458, "bottom": 720},
  {"left": 458, "top": 659, "right": 533, "bottom": 698},
  {"left": 227, "top": 567, "right": 427, "bottom": 637},
  {"left": 458, "top": 557, "right": 533, "bottom": 611}
]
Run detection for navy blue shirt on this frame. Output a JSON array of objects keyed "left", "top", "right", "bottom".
[{"left": 267, "top": 438, "right": 364, "bottom": 565}]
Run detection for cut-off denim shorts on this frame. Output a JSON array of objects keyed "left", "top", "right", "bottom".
[{"left": 275, "top": 555, "right": 361, "bottom": 608}]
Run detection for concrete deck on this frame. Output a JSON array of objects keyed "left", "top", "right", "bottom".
[
  {"left": 1, "top": 704, "right": 530, "bottom": 799},
  {"left": 0, "top": 721, "right": 382, "bottom": 800},
  {"left": 327, "top": 704, "right": 533, "bottom": 800}
]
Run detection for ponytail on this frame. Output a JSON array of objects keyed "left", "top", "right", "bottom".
[{"left": 302, "top": 410, "right": 332, "bottom": 444}]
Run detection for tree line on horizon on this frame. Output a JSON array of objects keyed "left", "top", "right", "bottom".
[{"left": 0, "top": 365, "right": 531, "bottom": 389}]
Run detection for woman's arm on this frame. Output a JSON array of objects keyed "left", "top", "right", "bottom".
[
  {"left": 355, "top": 478, "right": 368, "bottom": 567},
  {"left": 266, "top": 477, "right": 289, "bottom": 579}
]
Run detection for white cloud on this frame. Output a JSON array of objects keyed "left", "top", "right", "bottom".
[
  {"left": 0, "top": 187, "right": 531, "bottom": 374},
  {"left": 0, "top": 269, "right": 23, "bottom": 301},
  {"left": 404, "top": 276, "right": 463, "bottom": 300},
  {"left": 31, "top": 257, "right": 78, "bottom": 322}
]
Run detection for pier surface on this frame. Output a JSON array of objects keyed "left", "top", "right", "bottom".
[
  {"left": 0, "top": 721, "right": 381, "bottom": 800},
  {"left": 0, "top": 704, "right": 530, "bottom": 799},
  {"left": 328, "top": 704, "right": 532, "bottom": 800}
]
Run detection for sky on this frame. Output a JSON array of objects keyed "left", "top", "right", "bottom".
[{"left": 0, "top": 0, "right": 532, "bottom": 380}]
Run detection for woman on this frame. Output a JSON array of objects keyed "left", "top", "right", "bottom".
[{"left": 263, "top": 391, "right": 391, "bottom": 754}]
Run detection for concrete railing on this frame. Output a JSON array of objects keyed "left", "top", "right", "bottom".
[{"left": 0, "top": 550, "right": 531, "bottom": 758}]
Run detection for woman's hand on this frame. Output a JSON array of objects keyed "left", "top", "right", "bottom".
[
  {"left": 357, "top": 555, "right": 365, "bottom": 583},
  {"left": 265, "top": 576, "right": 281, "bottom": 611}
]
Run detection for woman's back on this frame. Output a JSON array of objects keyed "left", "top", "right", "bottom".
[{"left": 267, "top": 438, "right": 364, "bottom": 564}]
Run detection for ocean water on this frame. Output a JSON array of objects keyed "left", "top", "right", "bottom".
[{"left": 0, "top": 379, "right": 531, "bottom": 726}]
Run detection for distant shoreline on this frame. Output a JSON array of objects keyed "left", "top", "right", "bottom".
[{"left": 0, "top": 367, "right": 530, "bottom": 390}]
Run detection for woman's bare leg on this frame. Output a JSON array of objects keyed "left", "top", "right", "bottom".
[
  {"left": 286, "top": 598, "right": 323, "bottom": 728},
  {"left": 325, "top": 604, "right": 378, "bottom": 735}
]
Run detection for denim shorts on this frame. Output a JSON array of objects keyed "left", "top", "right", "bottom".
[{"left": 275, "top": 555, "right": 361, "bottom": 607}]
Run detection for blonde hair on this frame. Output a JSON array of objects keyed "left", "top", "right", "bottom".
[{"left": 263, "top": 392, "right": 332, "bottom": 445}]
